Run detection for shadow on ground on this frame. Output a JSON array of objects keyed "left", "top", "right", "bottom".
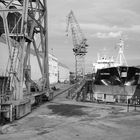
[{"left": 47, "top": 104, "right": 88, "bottom": 117}]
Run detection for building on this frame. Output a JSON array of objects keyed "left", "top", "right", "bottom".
[
  {"left": 30, "top": 53, "right": 58, "bottom": 84},
  {"left": 58, "top": 62, "right": 70, "bottom": 83},
  {"left": 0, "top": 40, "right": 69, "bottom": 85},
  {"left": 30, "top": 53, "right": 70, "bottom": 84},
  {"left": 48, "top": 54, "right": 58, "bottom": 84}
]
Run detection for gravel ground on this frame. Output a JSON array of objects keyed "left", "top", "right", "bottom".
[{"left": 0, "top": 86, "right": 140, "bottom": 140}]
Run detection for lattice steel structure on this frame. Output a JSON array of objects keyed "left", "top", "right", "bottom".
[
  {"left": 66, "top": 10, "right": 88, "bottom": 80},
  {"left": 116, "top": 39, "right": 127, "bottom": 66},
  {"left": 0, "top": 0, "right": 50, "bottom": 102}
]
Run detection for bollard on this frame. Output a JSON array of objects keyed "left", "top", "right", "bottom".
[
  {"left": 134, "top": 97, "right": 137, "bottom": 111},
  {"left": 134, "top": 103, "right": 136, "bottom": 111},
  {"left": 127, "top": 99, "right": 130, "bottom": 112}
]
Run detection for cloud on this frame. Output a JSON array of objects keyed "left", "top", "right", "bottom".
[
  {"left": 81, "top": 23, "right": 121, "bottom": 31},
  {"left": 81, "top": 23, "right": 110, "bottom": 31},
  {"left": 94, "top": 31, "right": 123, "bottom": 39},
  {"left": 80, "top": 23, "right": 140, "bottom": 33},
  {"left": 130, "top": 25, "right": 140, "bottom": 32},
  {"left": 47, "top": 0, "right": 140, "bottom": 69}
]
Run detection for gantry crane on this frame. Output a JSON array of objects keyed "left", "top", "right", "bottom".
[
  {"left": 66, "top": 10, "right": 88, "bottom": 81},
  {"left": 0, "top": 0, "right": 51, "bottom": 122}
]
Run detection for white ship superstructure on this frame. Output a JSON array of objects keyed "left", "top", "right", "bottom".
[
  {"left": 93, "top": 39, "right": 127, "bottom": 73},
  {"left": 93, "top": 53, "right": 115, "bottom": 73}
]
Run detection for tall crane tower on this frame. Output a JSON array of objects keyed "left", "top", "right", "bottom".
[
  {"left": 66, "top": 10, "right": 88, "bottom": 80},
  {"left": 0, "top": 0, "right": 50, "bottom": 121}
]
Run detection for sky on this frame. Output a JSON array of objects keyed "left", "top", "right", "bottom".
[
  {"left": 0, "top": 0, "right": 140, "bottom": 74},
  {"left": 47, "top": 0, "right": 140, "bottom": 72}
]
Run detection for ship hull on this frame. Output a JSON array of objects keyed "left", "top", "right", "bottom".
[
  {"left": 93, "top": 66, "right": 140, "bottom": 102},
  {"left": 93, "top": 85, "right": 137, "bottom": 103}
]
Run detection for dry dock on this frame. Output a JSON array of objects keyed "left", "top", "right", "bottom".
[{"left": 0, "top": 85, "right": 140, "bottom": 140}]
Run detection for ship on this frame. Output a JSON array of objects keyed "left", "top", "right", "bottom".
[
  {"left": 93, "top": 39, "right": 140, "bottom": 103},
  {"left": 93, "top": 52, "right": 116, "bottom": 74}
]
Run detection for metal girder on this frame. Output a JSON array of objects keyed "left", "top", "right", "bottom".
[
  {"left": 116, "top": 39, "right": 127, "bottom": 66},
  {"left": 0, "top": 0, "right": 50, "bottom": 101},
  {"left": 75, "top": 54, "right": 85, "bottom": 79}
]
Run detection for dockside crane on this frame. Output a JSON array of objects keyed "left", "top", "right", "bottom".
[
  {"left": 66, "top": 10, "right": 88, "bottom": 81},
  {"left": 0, "top": 0, "right": 51, "bottom": 122}
]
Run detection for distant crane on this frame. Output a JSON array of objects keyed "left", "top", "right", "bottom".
[{"left": 66, "top": 10, "right": 88, "bottom": 80}]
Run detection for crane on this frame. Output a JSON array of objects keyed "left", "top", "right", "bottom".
[
  {"left": 66, "top": 10, "right": 88, "bottom": 81},
  {"left": 0, "top": 0, "right": 50, "bottom": 122}
]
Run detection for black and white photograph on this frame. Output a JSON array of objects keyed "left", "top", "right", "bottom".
[{"left": 0, "top": 0, "right": 140, "bottom": 140}]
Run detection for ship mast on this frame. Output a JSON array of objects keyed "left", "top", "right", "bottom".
[{"left": 116, "top": 39, "right": 127, "bottom": 66}]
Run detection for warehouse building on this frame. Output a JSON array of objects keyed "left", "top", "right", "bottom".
[
  {"left": 58, "top": 62, "right": 70, "bottom": 83},
  {"left": 48, "top": 54, "right": 58, "bottom": 84},
  {"left": 0, "top": 40, "right": 69, "bottom": 85},
  {"left": 31, "top": 53, "right": 69, "bottom": 84}
]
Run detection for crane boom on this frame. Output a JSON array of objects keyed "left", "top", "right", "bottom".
[{"left": 66, "top": 10, "right": 88, "bottom": 80}]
